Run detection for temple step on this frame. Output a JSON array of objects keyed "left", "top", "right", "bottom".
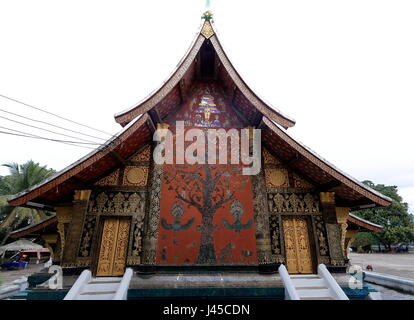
[
  {"left": 279, "top": 264, "right": 349, "bottom": 300},
  {"left": 296, "top": 288, "right": 331, "bottom": 298},
  {"left": 64, "top": 269, "right": 133, "bottom": 300},
  {"left": 291, "top": 278, "right": 325, "bottom": 287}
]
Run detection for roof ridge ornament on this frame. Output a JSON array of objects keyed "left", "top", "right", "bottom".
[{"left": 201, "top": 19, "right": 214, "bottom": 39}]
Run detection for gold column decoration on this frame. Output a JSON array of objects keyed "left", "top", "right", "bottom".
[
  {"left": 345, "top": 229, "right": 359, "bottom": 258},
  {"left": 41, "top": 234, "right": 58, "bottom": 260},
  {"left": 201, "top": 19, "right": 214, "bottom": 39},
  {"left": 319, "top": 192, "right": 335, "bottom": 204},
  {"left": 246, "top": 126, "right": 255, "bottom": 142},
  {"left": 74, "top": 190, "right": 92, "bottom": 201},
  {"left": 55, "top": 206, "right": 73, "bottom": 263},
  {"left": 319, "top": 191, "right": 345, "bottom": 267},
  {"left": 336, "top": 207, "right": 350, "bottom": 257},
  {"left": 157, "top": 123, "right": 169, "bottom": 136},
  {"left": 61, "top": 189, "right": 91, "bottom": 266}
]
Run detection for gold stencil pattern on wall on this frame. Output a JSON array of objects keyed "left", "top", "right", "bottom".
[
  {"left": 130, "top": 146, "right": 151, "bottom": 162},
  {"left": 292, "top": 173, "right": 314, "bottom": 188},
  {"left": 265, "top": 168, "right": 289, "bottom": 188},
  {"left": 263, "top": 148, "right": 282, "bottom": 165},
  {"left": 123, "top": 166, "right": 149, "bottom": 186},
  {"left": 94, "top": 169, "right": 119, "bottom": 186},
  {"left": 282, "top": 217, "right": 313, "bottom": 274}
]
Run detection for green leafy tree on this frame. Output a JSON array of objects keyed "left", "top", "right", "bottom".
[
  {"left": 0, "top": 161, "right": 55, "bottom": 244},
  {"left": 352, "top": 232, "right": 377, "bottom": 249},
  {"left": 352, "top": 180, "right": 414, "bottom": 250}
]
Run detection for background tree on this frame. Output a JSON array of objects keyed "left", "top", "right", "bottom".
[
  {"left": 0, "top": 160, "right": 55, "bottom": 244},
  {"left": 352, "top": 180, "right": 414, "bottom": 250}
]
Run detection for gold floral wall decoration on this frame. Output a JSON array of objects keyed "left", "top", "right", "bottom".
[
  {"left": 94, "top": 169, "right": 120, "bottom": 186},
  {"left": 130, "top": 146, "right": 151, "bottom": 162},
  {"left": 267, "top": 192, "right": 320, "bottom": 213},
  {"left": 314, "top": 215, "right": 330, "bottom": 257},
  {"left": 292, "top": 173, "right": 314, "bottom": 189},
  {"left": 201, "top": 20, "right": 214, "bottom": 39},
  {"left": 265, "top": 168, "right": 289, "bottom": 188},
  {"left": 123, "top": 166, "right": 149, "bottom": 186},
  {"left": 263, "top": 148, "right": 282, "bottom": 165}
]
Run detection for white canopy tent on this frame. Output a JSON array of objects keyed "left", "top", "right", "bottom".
[{"left": 0, "top": 240, "right": 43, "bottom": 258}]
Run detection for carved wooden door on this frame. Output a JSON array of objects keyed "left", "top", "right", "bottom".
[
  {"left": 96, "top": 217, "right": 130, "bottom": 277},
  {"left": 282, "top": 217, "right": 313, "bottom": 274}
]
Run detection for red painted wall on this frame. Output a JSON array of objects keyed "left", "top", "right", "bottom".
[{"left": 156, "top": 81, "right": 257, "bottom": 265}]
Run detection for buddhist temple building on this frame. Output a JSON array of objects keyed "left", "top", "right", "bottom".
[{"left": 8, "top": 11, "right": 391, "bottom": 283}]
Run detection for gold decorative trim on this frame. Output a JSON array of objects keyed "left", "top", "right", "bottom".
[
  {"left": 201, "top": 20, "right": 214, "bottom": 39},
  {"left": 263, "top": 148, "right": 282, "bottom": 165},
  {"left": 292, "top": 173, "right": 314, "bottom": 189},
  {"left": 74, "top": 190, "right": 92, "bottom": 201},
  {"left": 123, "top": 166, "right": 149, "bottom": 186},
  {"left": 319, "top": 192, "right": 335, "bottom": 204},
  {"left": 95, "top": 169, "right": 120, "bottom": 186},
  {"left": 335, "top": 207, "right": 350, "bottom": 223},
  {"left": 265, "top": 168, "right": 289, "bottom": 188},
  {"left": 262, "top": 117, "right": 391, "bottom": 207},
  {"left": 130, "top": 146, "right": 151, "bottom": 162},
  {"left": 55, "top": 206, "right": 72, "bottom": 223}
]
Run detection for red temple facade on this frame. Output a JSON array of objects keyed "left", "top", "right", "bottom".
[{"left": 9, "top": 12, "right": 391, "bottom": 278}]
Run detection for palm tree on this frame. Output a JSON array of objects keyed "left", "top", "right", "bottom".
[{"left": 0, "top": 160, "right": 55, "bottom": 244}]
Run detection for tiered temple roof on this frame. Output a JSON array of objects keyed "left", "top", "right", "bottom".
[{"left": 8, "top": 13, "right": 391, "bottom": 210}]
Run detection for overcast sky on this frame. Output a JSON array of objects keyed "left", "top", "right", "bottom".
[{"left": 0, "top": 0, "right": 413, "bottom": 213}]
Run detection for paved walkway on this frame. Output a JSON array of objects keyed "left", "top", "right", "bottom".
[
  {"left": 0, "top": 264, "right": 44, "bottom": 287},
  {"left": 349, "top": 252, "right": 414, "bottom": 279},
  {"left": 369, "top": 283, "right": 414, "bottom": 300}
]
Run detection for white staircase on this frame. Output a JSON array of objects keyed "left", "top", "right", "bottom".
[
  {"left": 279, "top": 264, "right": 349, "bottom": 300},
  {"left": 64, "top": 268, "right": 133, "bottom": 300}
]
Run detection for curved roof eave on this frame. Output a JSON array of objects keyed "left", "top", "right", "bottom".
[
  {"left": 8, "top": 113, "right": 148, "bottom": 207},
  {"left": 208, "top": 22, "right": 296, "bottom": 129},
  {"left": 9, "top": 214, "right": 57, "bottom": 238},
  {"left": 114, "top": 18, "right": 296, "bottom": 129},
  {"left": 348, "top": 213, "right": 383, "bottom": 230},
  {"left": 263, "top": 117, "right": 393, "bottom": 207},
  {"left": 114, "top": 24, "right": 206, "bottom": 125}
]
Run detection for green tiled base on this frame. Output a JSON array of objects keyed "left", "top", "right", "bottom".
[
  {"left": 127, "top": 287, "right": 285, "bottom": 300},
  {"left": 21, "top": 286, "right": 371, "bottom": 300}
]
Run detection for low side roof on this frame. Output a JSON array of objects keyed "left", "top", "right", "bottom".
[
  {"left": 8, "top": 113, "right": 151, "bottom": 207},
  {"left": 9, "top": 215, "right": 57, "bottom": 239},
  {"left": 347, "top": 213, "right": 383, "bottom": 232},
  {"left": 262, "top": 117, "right": 392, "bottom": 209}
]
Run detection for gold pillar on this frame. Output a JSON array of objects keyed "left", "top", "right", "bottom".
[
  {"left": 345, "top": 229, "right": 359, "bottom": 255},
  {"left": 61, "top": 189, "right": 91, "bottom": 266},
  {"left": 156, "top": 123, "right": 170, "bottom": 138},
  {"left": 336, "top": 207, "right": 350, "bottom": 258},
  {"left": 319, "top": 192, "right": 345, "bottom": 267},
  {"left": 74, "top": 190, "right": 91, "bottom": 201},
  {"left": 41, "top": 234, "right": 58, "bottom": 260},
  {"left": 55, "top": 206, "right": 73, "bottom": 263},
  {"left": 319, "top": 192, "right": 335, "bottom": 204}
]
